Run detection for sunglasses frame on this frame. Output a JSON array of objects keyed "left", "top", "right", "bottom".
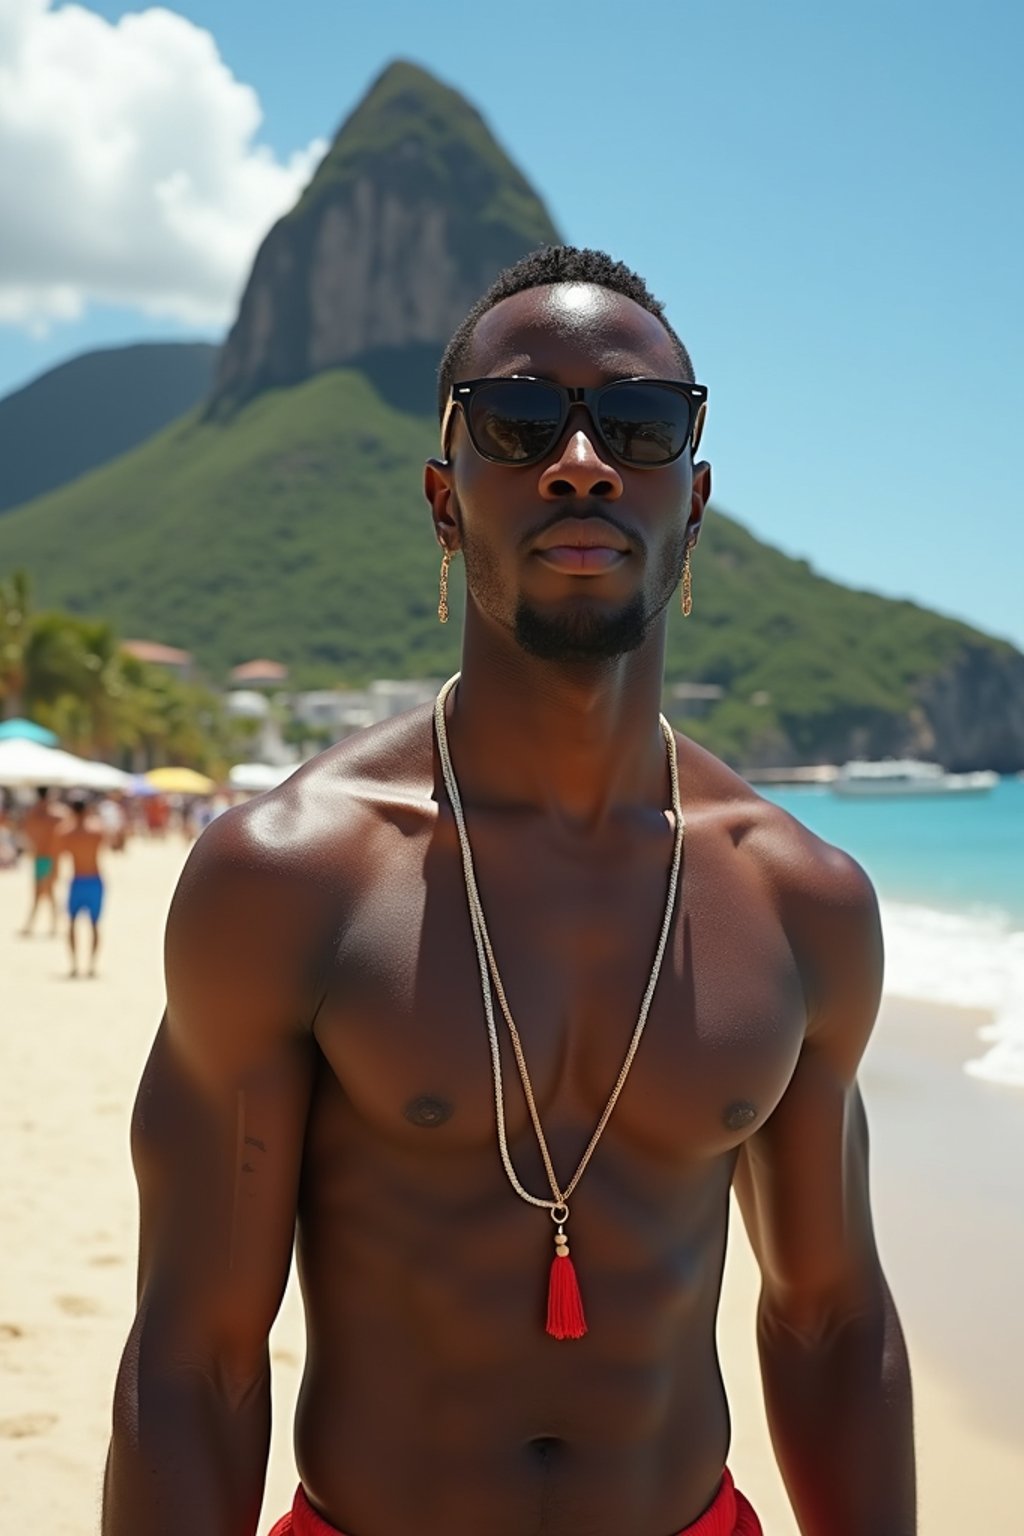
[{"left": 441, "top": 375, "right": 708, "bottom": 468}]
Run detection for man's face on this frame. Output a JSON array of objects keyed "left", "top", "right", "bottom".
[{"left": 427, "top": 283, "right": 709, "bottom": 663}]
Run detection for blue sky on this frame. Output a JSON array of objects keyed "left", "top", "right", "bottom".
[{"left": 2, "top": 0, "right": 1022, "bottom": 647}]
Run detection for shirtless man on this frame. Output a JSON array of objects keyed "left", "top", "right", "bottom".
[
  {"left": 104, "top": 246, "right": 915, "bottom": 1536},
  {"left": 60, "top": 795, "right": 106, "bottom": 977},
  {"left": 18, "top": 785, "right": 66, "bottom": 936}
]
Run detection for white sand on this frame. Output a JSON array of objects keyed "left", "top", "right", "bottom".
[{"left": 1, "top": 836, "right": 1021, "bottom": 1533}]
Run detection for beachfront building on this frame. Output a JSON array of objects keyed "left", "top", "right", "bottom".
[
  {"left": 121, "top": 639, "right": 195, "bottom": 680},
  {"left": 224, "top": 687, "right": 295, "bottom": 768},
  {"left": 291, "top": 690, "right": 377, "bottom": 741},
  {"left": 290, "top": 680, "right": 440, "bottom": 747},
  {"left": 665, "top": 682, "right": 724, "bottom": 719},
  {"left": 229, "top": 659, "right": 290, "bottom": 690}
]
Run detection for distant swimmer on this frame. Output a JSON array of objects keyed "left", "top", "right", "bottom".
[
  {"left": 19, "top": 786, "right": 67, "bottom": 937},
  {"left": 59, "top": 796, "right": 106, "bottom": 978}
]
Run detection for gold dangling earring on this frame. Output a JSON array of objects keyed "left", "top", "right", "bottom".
[
  {"left": 681, "top": 544, "right": 693, "bottom": 618},
  {"left": 438, "top": 548, "right": 451, "bottom": 625}
]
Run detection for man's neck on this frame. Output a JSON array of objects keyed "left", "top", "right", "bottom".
[{"left": 447, "top": 619, "right": 672, "bottom": 829}]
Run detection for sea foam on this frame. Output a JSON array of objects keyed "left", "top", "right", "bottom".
[{"left": 879, "top": 900, "right": 1024, "bottom": 1089}]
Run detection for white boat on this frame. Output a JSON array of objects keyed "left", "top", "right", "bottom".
[{"left": 831, "top": 759, "right": 999, "bottom": 798}]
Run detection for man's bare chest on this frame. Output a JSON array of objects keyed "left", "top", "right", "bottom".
[{"left": 312, "top": 808, "right": 807, "bottom": 1171}]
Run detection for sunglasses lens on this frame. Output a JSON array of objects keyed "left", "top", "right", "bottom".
[
  {"left": 467, "top": 380, "right": 563, "bottom": 463},
  {"left": 598, "top": 383, "right": 691, "bottom": 464}
]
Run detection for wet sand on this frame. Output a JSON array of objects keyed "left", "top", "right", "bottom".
[{"left": 0, "top": 836, "right": 1021, "bottom": 1532}]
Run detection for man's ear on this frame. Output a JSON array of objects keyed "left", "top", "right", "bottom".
[
  {"left": 686, "top": 459, "right": 711, "bottom": 545},
  {"left": 691, "top": 400, "right": 708, "bottom": 457},
  {"left": 424, "top": 458, "right": 462, "bottom": 552}
]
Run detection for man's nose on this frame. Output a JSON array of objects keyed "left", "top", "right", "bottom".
[{"left": 537, "top": 419, "right": 623, "bottom": 500}]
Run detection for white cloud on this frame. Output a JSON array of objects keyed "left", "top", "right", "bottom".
[{"left": 0, "top": 1, "right": 326, "bottom": 332}]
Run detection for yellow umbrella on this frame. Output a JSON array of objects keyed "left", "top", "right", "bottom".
[{"left": 144, "top": 765, "right": 216, "bottom": 795}]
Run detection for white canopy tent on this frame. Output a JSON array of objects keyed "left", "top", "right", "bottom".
[
  {"left": 0, "top": 738, "right": 133, "bottom": 792},
  {"left": 228, "top": 761, "right": 296, "bottom": 793},
  {"left": 69, "top": 756, "right": 135, "bottom": 792}
]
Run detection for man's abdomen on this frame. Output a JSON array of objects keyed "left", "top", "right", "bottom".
[{"left": 293, "top": 1191, "right": 734, "bottom": 1536}]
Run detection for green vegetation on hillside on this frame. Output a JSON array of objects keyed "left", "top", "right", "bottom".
[
  {"left": 0, "top": 342, "right": 218, "bottom": 514},
  {"left": 0, "top": 371, "right": 456, "bottom": 683},
  {"left": 676, "top": 514, "right": 994, "bottom": 762},
  {"left": 0, "top": 367, "right": 1013, "bottom": 766}
]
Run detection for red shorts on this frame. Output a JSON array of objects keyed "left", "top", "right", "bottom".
[{"left": 268, "top": 1468, "right": 762, "bottom": 1534}]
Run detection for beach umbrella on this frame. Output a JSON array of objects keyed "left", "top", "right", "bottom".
[
  {"left": 228, "top": 762, "right": 294, "bottom": 793},
  {"left": 0, "top": 739, "right": 71, "bottom": 787},
  {"left": 145, "top": 765, "right": 216, "bottom": 795},
  {"left": 67, "top": 757, "right": 134, "bottom": 792},
  {"left": 0, "top": 738, "right": 131, "bottom": 790},
  {"left": 0, "top": 718, "right": 59, "bottom": 747}
]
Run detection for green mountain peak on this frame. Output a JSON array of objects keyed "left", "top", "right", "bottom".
[
  {"left": 290, "top": 58, "right": 557, "bottom": 242},
  {"left": 211, "top": 59, "right": 560, "bottom": 413}
]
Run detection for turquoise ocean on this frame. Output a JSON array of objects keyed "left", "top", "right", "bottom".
[{"left": 761, "top": 776, "right": 1024, "bottom": 1089}]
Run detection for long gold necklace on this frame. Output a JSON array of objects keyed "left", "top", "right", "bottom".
[{"left": 433, "top": 673, "right": 685, "bottom": 1339}]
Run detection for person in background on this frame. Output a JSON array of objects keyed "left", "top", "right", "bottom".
[
  {"left": 0, "top": 790, "right": 19, "bottom": 870},
  {"left": 188, "top": 796, "right": 220, "bottom": 838},
  {"left": 143, "top": 792, "right": 169, "bottom": 838},
  {"left": 96, "top": 793, "right": 129, "bottom": 852},
  {"left": 18, "top": 785, "right": 67, "bottom": 937},
  {"left": 59, "top": 795, "right": 107, "bottom": 978}
]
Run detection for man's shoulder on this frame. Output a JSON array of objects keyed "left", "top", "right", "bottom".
[
  {"left": 191, "top": 704, "right": 437, "bottom": 883},
  {"left": 680, "top": 739, "right": 882, "bottom": 1041},
  {"left": 705, "top": 752, "right": 881, "bottom": 1037},
  {"left": 678, "top": 733, "right": 877, "bottom": 923}
]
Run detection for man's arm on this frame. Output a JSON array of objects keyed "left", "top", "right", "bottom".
[
  {"left": 103, "top": 806, "right": 324, "bottom": 1536},
  {"left": 733, "top": 839, "right": 915, "bottom": 1536},
  {"left": 52, "top": 820, "right": 70, "bottom": 864}
]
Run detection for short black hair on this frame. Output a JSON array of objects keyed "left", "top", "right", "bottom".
[{"left": 438, "top": 244, "right": 694, "bottom": 420}]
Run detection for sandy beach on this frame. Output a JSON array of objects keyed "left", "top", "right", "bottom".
[{"left": 1, "top": 836, "right": 1021, "bottom": 1533}]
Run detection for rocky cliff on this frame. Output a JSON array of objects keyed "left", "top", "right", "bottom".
[
  {"left": 737, "top": 645, "right": 1024, "bottom": 772},
  {"left": 912, "top": 643, "right": 1024, "bottom": 773},
  {"left": 210, "top": 61, "right": 560, "bottom": 414}
]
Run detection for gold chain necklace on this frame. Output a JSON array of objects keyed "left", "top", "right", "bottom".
[{"left": 433, "top": 673, "right": 685, "bottom": 1339}]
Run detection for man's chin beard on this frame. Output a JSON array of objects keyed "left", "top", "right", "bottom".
[{"left": 513, "top": 595, "right": 650, "bottom": 662}]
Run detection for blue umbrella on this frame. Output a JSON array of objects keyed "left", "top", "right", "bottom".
[{"left": 0, "top": 717, "right": 59, "bottom": 747}]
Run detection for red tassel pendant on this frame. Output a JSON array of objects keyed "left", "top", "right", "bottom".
[{"left": 546, "top": 1222, "right": 587, "bottom": 1339}]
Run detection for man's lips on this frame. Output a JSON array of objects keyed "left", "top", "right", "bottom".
[
  {"left": 533, "top": 518, "right": 631, "bottom": 574},
  {"left": 535, "top": 546, "right": 627, "bottom": 573}
]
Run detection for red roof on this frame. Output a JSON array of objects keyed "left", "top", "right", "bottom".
[
  {"left": 122, "top": 639, "right": 193, "bottom": 666},
  {"left": 229, "top": 658, "right": 289, "bottom": 683}
]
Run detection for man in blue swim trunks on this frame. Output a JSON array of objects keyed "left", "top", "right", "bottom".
[{"left": 60, "top": 796, "right": 107, "bottom": 977}]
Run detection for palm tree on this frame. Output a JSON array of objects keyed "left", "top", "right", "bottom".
[
  {"left": 0, "top": 569, "right": 32, "bottom": 719},
  {"left": 21, "top": 612, "right": 88, "bottom": 723},
  {"left": 24, "top": 613, "right": 151, "bottom": 760},
  {"left": 70, "top": 620, "right": 125, "bottom": 758},
  {"left": 5, "top": 588, "right": 232, "bottom": 770}
]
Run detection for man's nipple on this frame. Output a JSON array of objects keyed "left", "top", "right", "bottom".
[
  {"left": 403, "top": 1094, "right": 454, "bottom": 1129},
  {"left": 723, "top": 1100, "right": 758, "bottom": 1131}
]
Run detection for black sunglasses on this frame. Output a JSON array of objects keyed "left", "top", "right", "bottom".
[{"left": 441, "top": 376, "right": 708, "bottom": 469}]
